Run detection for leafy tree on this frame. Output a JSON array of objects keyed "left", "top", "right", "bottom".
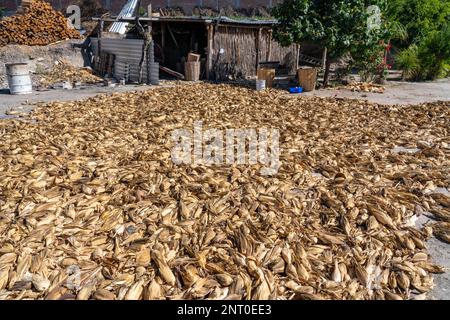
[
  {"left": 398, "top": 23, "right": 450, "bottom": 80},
  {"left": 273, "top": 0, "right": 388, "bottom": 86},
  {"left": 390, "top": 0, "right": 450, "bottom": 80},
  {"left": 350, "top": 19, "right": 407, "bottom": 82},
  {"left": 387, "top": 0, "right": 450, "bottom": 48}
]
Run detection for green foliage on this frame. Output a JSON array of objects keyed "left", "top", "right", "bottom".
[
  {"left": 388, "top": 0, "right": 450, "bottom": 47},
  {"left": 273, "top": 0, "right": 387, "bottom": 59},
  {"left": 441, "top": 61, "right": 450, "bottom": 78},
  {"left": 350, "top": 19, "right": 408, "bottom": 81},
  {"left": 273, "top": 0, "right": 450, "bottom": 82},
  {"left": 0, "top": 7, "right": 5, "bottom": 19},
  {"left": 397, "top": 24, "right": 450, "bottom": 80},
  {"left": 350, "top": 42, "right": 385, "bottom": 82},
  {"left": 273, "top": 0, "right": 391, "bottom": 84},
  {"left": 396, "top": 45, "right": 421, "bottom": 79}
]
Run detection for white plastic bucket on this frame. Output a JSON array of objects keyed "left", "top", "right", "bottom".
[{"left": 256, "top": 79, "right": 266, "bottom": 91}]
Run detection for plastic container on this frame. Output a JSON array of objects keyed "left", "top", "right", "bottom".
[
  {"left": 289, "top": 87, "right": 303, "bottom": 94},
  {"left": 256, "top": 79, "right": 266, "bottom": 91}
]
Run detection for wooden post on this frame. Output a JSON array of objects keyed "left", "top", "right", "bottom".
[
  {"left": 146, "top": 22, "right": 153, "bottom": 84},
  {"left": 98, "top": 18, "right": 103, "bottom": 56},
  {"left": 206, "top": 24, "right": 214, "bottom": 80},
  {"left": 322, "top": 47, "right": 330, "bottom": 87},
  {"left": 267, "top": 30, "right": 272, "bottom": 61},
  {"left": 147, "top": 4, "right": 152, "bottom": 17},
  {"left": 322, "top": 47, "right": 327, "bottom": 68},
  {"left": 255, "top": 28, "right": 261, "bottom": 73},
  {"left": 97, "top": 18, "right": 104, "bottom": 70}
]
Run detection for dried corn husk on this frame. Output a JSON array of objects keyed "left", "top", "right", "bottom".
[{"left": 0, "top": 83, "right": 448, "bottom": 301}]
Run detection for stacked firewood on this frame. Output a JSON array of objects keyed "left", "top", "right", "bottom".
[{"left": 0, "top": 0, "right": 81, "bottom": 46}]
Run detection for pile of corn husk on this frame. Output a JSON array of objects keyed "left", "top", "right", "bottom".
[
  {"left": 0, "top": 84, "right": 449, "bottom": 300},
  {"left": 341, "top": 82, "right": 386, "bottom": 94},
  {"left": 38, "top": 60, "right": 102, "bottom": 88}
]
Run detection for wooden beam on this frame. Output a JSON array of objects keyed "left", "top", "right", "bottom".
[
  {"left": 255, "top": 28, "right": 261, "bottom": 72},
  {"left": 147, "top": 4, "right": 152, "bottom": 17},
  {"left": 322, "top": 47, "right": 327, "bottom": 68},
  {"left": 167, "top": 25, "right": 179, "bottom": 48},
  {"left": 206, "top": 24, "right": 214, "bottom": 80},
  {"left": 98, "top": 18, "right": 104, "bottom": 59}
]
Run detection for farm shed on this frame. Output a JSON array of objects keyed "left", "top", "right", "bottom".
[{"left": 90, "top": 16, "right": 299, "bottom": 81}]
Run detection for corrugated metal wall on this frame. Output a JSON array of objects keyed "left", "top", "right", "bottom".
[{"left": 91, "top": 38, "right": 147, "bottom": 82}]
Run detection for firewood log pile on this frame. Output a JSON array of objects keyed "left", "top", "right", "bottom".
[{"left": 0, "top": 0, "right": 81, "bottom": 46}]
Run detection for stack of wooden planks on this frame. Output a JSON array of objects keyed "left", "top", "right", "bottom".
[{"left": 0, "top": 0, "right": 81, "bottom": 46}]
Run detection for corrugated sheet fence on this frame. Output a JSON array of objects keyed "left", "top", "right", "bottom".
[{"left": 91, "top": 38, "right": 147, "bottom": 82}]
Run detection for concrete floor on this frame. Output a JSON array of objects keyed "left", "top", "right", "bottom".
[
  {"left": 0, "top": 80, "right": 449, "bottom": 299},
  {"left": 0, "top": 84, "right": 157, "bottom": 119},
  {"left": 302, "top": 78, "right": 450, "bottom": 105},
  {"left": 1, "top": 79, "right": 449, "bottom": 116}
]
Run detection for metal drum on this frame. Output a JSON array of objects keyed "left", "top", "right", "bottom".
[{"left": 6, "top": 63, "right": 32, "bottom": 95}]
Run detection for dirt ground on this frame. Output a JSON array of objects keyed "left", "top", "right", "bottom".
[{"left": 0, "top": 80, "right": 449, "bottom": 300}]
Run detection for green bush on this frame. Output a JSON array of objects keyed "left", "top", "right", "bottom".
[
  {"left": 388, "top": 0, "right": 450, "bottom": 48},
  {"left": 0, "top": 7, "right": 5, "bottom": 19},
  {"left": 397, "top": 24, "right": 450, "bottom": 80},
  {"left": 441, "top": 62, "right": 450, "bottom": 78},
  {"left": 397, "top": 45, "right": 421, "bottom": 80}
]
